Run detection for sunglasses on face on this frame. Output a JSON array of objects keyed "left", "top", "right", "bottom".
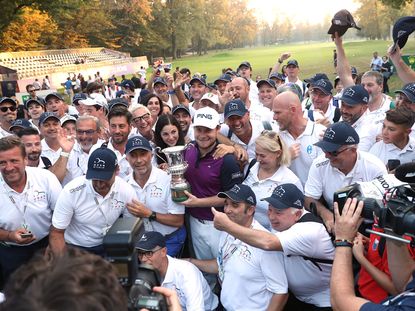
[
  {"left": 325, "top": 147, "right": 350, "bottom": 157},
  {"left": 137, "top": 247, "right": 162, "bottom": 259},
  {"left": 0, "top": 106, "right": 17, "bottom": 112}
]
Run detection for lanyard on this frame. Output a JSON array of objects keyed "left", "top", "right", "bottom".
[
  {"left": 93, "top": 193, "right": 114, "bottom": 227},
  {"left": 3, "top": 180, "right": 31, "bottom": 228}
]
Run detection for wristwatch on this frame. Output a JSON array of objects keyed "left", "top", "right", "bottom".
[{"left": 149, "top": 211, "right": 157, "bottom": 221}]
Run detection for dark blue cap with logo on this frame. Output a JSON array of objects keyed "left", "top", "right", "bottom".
[
  {"left": 153, "top": 77, "right": 167, "bottom": 87},
  {"left": 218, "top": 184, "right": 257, "bottom": 205},
  {"left": 340, "top": 85, "right": 369, "bottom": 106},
  {"left": 237, "top": 61, "right": 252, "bottom": 71},
  {"left": 0, "top": 97, "right": 17, "bottom": 106},
  {"left": 189, "top": 76, "right": 207, "bottom": 87},
  {"left": 121, "top": 79, "right": 135, "bottom": 90},
  {"left": 125, "top": 135, "right": 152, "bottom": 154},
  {"left": 311, "top": 79, "right": 333, "bottom": 95},
  {"left": 135, "top": 231, "right": 166, "bottom": 251},
  {"left": 86, "top": 147, "right": 118, "bottom": 181},
  {"left": 327, "top": 9, "right": 361, "bottom": 37},
  {"left": 172, "top": 104, "right": 190, "bottom": 116},
  {"left": 262, "top": 184, "right": 304, "bottom": 209},
  {"left": 351, "top": 66, "right": 358, "bottom": 76},
  {"left": 257, "top": 79, "right": 277, "bottom": 89},
  {"left": 45, "top": 92, "right": 64, "bottom": 102},
  {"left": 304, "top": 73, "right": 329, "bottom": 84},
  {"left": 224, "top": 99, "right": 248, "bottom": 119},
  {"left": 39, "top": 112, "right": 60, "bottom": 126},
  {"left": 269, "top": 72, "right": 285, "bottom": 81},
  {"left": 314, "top": 121, "right": 360, "bottom": 152},
  {"left": 25, "top": 97, "right": 46, "bottom": 109},
  {"left": 214, "top": 74, "right": 232, "bottom": 85},
  {"left": 9, "top": 119, "right": 33, "bottom": 131},
  {"left": 392, "top": 16, "right": 415, "bottom": 52},
  {"left": 287, "top": 60, "right": 299, "bottom": 67},
  {"left": 395, "top": 82, "right": 415, "bottom": 103},
  {"left": 72, "top": 93, "right": 87, "bottom": 105},
  {"left": 108, "top": 98, "right": 129, "bottom": 111}
]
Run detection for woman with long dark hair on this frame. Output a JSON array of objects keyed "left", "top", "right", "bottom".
[{"left": 140, "top": 93, "right": 163, "bottom": 127}]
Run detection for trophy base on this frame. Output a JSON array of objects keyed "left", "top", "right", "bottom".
[{"left": 171, "top": 187, "right": 190, "bottom": 203}]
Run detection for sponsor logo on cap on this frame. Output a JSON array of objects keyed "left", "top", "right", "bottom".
[
  {"left": 196, "top": 113, "right": 213, "bottom": 120},
  {"left": 293, "top": 199, "right": 302, "bottom": 207},
  {"left": 344, "top": 88, "right": 355, "bottom": 97},
  {"left": 397, "top": 30, "right": 407, "bottom": 38},
  {"left": 247, "top": 196, "right": 255, "bottom": 204},
  {"left": 93, "top": 158, "right": 106, "bottom": 169},
  {"left": 274, "top": 186, "right": 285, "bottom": 198},
  {"left": 345, "top": 136, "right": 356, "bottom": 143},
  {"left": 140, "top": 234, "right": 148, "bottom": 241},
  {"left": 324, "top": 128, "right": 336, "bottom": 140},
  {"left": 231, "top": 184, "right": 241, "bottom": 193},
  {"left": 228, "top": 102, "right": 239, "bottom": 111}
]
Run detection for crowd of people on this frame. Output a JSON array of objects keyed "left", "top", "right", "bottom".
[{"left": 0, "top": 16, "right": 415, "bottom": 311}]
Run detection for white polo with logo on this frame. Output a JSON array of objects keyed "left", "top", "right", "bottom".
[
  {"left": 40, "top": 139, "right": 61, "bottom": 164},
  {"left": 52, "top": 176, "right": 136, "bottom": 247},
  {"left": 369, "top": 138, "right": 415, "bottom": 166},
  {"left": 125, "top": 167, "right": 184, "bottom": 236},
  {"left": 305, "top": 151, "right": 387, "bottom": 208}
]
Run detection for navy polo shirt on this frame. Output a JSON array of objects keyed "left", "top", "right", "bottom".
[{"left": 184, "top": 142, "right": 243, "bottom": 220}]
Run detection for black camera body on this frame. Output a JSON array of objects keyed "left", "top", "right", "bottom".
[{"left": 333, "top": 174, "right": 415, "bottom": 237}]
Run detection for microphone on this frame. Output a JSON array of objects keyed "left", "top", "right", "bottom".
[{"left": 394, "top": 162, "right": 415, "bottom": 184}]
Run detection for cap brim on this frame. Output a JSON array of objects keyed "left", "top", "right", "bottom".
[
  {"left": 126, "top": 146, "right": 152, "bottom": 154},
  {"left": 193, "top": 123, "right": 217, "bottom": 130},
  {"left": 218, "top": 191, "right": 243, "bottom": 202},
  {"left": 312, "top": 86, "right": 331, "bottom": 95},
  {"left": 314, "top": 140, "right": 342, "bottom": 152},
  {"left": 224, "top": 111, "right": 246, "bottom": 119},
  {"left": 339, "top": 96, "right": 361, "bottom": 106},
  {"left": 395, "top": 90, "right": 415, "bottom": 103},
  {"left": 261, "top": 197, "right": 290, "bottom": 209},
  {"left": 257, "top": 80, "right": 275, "bottom": 89},
  {"left": 328, "top": 25, "right": 348, "bottom": 36},
  {"left": 86, "top": 170, "right": 114, "bottom": 181}
]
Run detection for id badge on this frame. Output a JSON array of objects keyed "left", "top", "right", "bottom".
[{"left": 102, "top": 225, "right": 111, "bottom": 236}]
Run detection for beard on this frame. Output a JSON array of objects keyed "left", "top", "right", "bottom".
[{"left": 27, "top": 152, "right": 41, "bottom": 161}]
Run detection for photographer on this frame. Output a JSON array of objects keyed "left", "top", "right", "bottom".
[{"left": 331, "top": 198, "right": 415, "bottom": 310}]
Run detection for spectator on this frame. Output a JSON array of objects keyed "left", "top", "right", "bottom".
[
  {"left": 0, "top": 97, "right": 18, "bottom": 138},
  {"left": 141, "top": 94, "right": 163, "bottom": 127},
  {"left": 370, "top": 51, "right": 383, "bottom": 72}
]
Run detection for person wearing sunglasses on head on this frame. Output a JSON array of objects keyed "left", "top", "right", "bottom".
[
  {"left": 304, "top": 122, "right": 387, "bottom": 234},
  {"left": 0, "top": 97, "right": 18, "bottom": 138}
]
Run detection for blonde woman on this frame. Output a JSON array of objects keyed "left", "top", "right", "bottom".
[{"left": 244, "top": 130, "right": 303, "bottom": 230}]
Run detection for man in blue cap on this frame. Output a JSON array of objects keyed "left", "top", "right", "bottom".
[
  {"left": 212, "top": 183, "right": 333, "bottom": 310},
  {"left": 49, "top": 146, "right": 137, "bottom": 257}
]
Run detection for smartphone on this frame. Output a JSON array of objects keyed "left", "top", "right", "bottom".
[
  {"left": 20, "top": 232, "right": 33, "bottom": 238},
  {"left": 387, "top": 159, "right": 401, "bottom": 171}
]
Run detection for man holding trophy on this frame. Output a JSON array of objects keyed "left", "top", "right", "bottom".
[{"left": 125, "top": 135, "right": 186, "bottom": 257}]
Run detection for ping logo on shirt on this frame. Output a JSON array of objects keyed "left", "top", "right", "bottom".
[
  {"left": 93, "top": 157, "right": 106, "bottom": 169},
  {"left": 324, "top": 128, "right": 336, "bottom": 140},
  {"left": 196, "top": 113, "right": 213, "bottom": 120}
]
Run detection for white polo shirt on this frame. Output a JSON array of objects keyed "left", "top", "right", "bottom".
[
  {"left": 218, "top": 220, "right": 288, "bottom": 311},
  {"left": 41, "top": 139, "right": 61, "bottom": 165},
  {"left": 365, "top": 95, "right": 392, "bottom": 128},
  {"left": 279, "top": 120, "right": 326, "bottom": 186},
  {"left": 249, "top": 101, "right": 274, "bottom": 124},
  {"left": 243, "top": 163, "right": 303, "bottom": 230},
  {"left": 304, "top": 100, "right": 338, "bottom": 124},
  {"left": 276, "top": 210, "right": 334, "bottom": 307},
  {"left": 350, "top": 115, "right": 378, "bottom": 152},
  {"left": 52, "top": 176, "right": 136, "bottom": 247},
  {"left": 125, "top": 167, "right": 184, "bottom": 236},
  {"left": 67, "top": 140, "right": 106, "bottom": 180},
  {"left": 0, "top": 167, "right": 62, "bottom": 245},
  {"left": 162, "top": 255, "right": 218, "bottom": 311},
  {"left": 305, "top": 151, "right": 387, "bottom": 208},
  {"left": 0, "top": 127, "right": 12, "bottom": 138},
  {"left": 369, "top": 138, "right": 415, "bottom": 166}
]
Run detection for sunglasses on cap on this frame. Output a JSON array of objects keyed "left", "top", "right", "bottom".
[{"left": 0, "top": 106, "right": 17, "bottom": 112}]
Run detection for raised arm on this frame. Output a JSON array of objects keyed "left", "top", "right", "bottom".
[
  {"left": 388, "top": 45, "right": 415, "bottom": 84},
  {"left": 332, "top": 32, "right": 355, "bottom": 88}
]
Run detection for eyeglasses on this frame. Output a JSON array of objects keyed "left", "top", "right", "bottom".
[
  {"left": 137, "top": 247, "right": 162, "bottom": 259},
  {"left": 133, "top": 113, "right": 151, "bottom": 123},
  {"left": 324, "top": 147, "right": 351, "bottom": 157},
  {"left": 261, "top": 130, "right": 282, "bottom": 149},
  {"left": 310, "top": 90, "right": 330, "bottom": 98},
  {"left": 76, "top": 129, "right": 96, "bottom": 135},
  {"left": 28, "top": 90, "right": 36, "bottom": 93},
  {"left": 0, "top": 106, "right": 17, "bottom": 112}
]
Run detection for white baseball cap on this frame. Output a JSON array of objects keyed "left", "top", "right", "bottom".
[{"left": 193, "top": 107, "right": 220, "bottom": 129}]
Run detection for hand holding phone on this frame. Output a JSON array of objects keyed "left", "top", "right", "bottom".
[{"left": 20, "top": 232, "right": 33, "bottom": 238}]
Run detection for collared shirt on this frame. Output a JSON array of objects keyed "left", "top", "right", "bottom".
[
  {"left": 41, "top": 139, "right": 62, "bottom": 165},
  {"left": 365, "top": 95, "right": 393, "bottom": 128},
  {"left": 67, "top": 140, "right": 105, "bottom": 180},
  {"left": 162, "top": 255, "right": 218, "bottom": 311},
  {"left": 52, "top": 176, "right": 137, "bottom": 247},
  {"left": 350, "top": 115, "right": 378, "bottom": 152},
  {"left": 0, "top": 127, "right": 13, "bottom": 138},
  {"left": 243, "top": 163, "right": 303, "bottom": 230},
  {"left": 279, "top": 120, "right": 326, "bottom": 186},
  {"left": 304, "top": 99, "right": 338, "bottom": 124},
  {"left": 369, "top": 138, "right": 415, "bottom": 166},
  {"left": 305, "top": 151, "right": 387, "bottom": 208},
  {"left": 0, "top": 167, "right": 61, "bottom": 245},
  {"left": 125, "top": 167, "right": 184, "bottom": 236}
]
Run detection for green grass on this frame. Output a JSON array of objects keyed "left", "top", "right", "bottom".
[{"left": 169, "top": 40, "right": 415, "bottom": 93}]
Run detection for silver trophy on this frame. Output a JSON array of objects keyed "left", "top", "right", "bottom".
[{"left": 160, "top": 145, "right": 191, "bottom": 202}]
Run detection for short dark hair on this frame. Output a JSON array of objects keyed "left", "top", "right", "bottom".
[
  {"left": 86, "top": 81, "right": 103, "bottom": 94},
  {"left": 385, "top": 107, "right": 415, "bottom": 129},
  {"left": 0, "top": 135, "right": 26, "bottom": 157},
  {"left": 107, "top": 106, "right": 132, "bottom": 124},
  {"left": 25, "top": 84, "right": 35, "bottom": 92},
  {"left": 17, "top": 127, "right": 40, "bottom": 138},
  {"left": 1, "top": 248, "right": 128, "bottom": 311}
]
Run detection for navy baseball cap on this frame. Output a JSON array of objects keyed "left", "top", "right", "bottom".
[
  {"left": 224, "top": 99, "right": 248, "bottom": 119},
  {"left": 395, "top": 82, "right": 415, "bottom": 103},
  {"left": 351, "top": 66, "right": 358, "bottom": 76},
  {"left": 257, "top": 79, "right": 277, "bottom": 89},
  {"left": 262, "top": 184, "right": 304, "bottom": 209},
  {"left": 0, "top": 97, "right": 17, "bottom": 106},
  {"left": 328, "top": 9, "right": 361, "bottom": 37},
  {"left": 311, "top": 79, "right": 333, "bottom": 95},
  {"left": 153, "top": 77, "right": 167, "bottom": 87},
  {"left": 125, "top": 136, "right": 152, "bottom": 154},
  {"left": 86, "top": 147, "right": 118, "bottom": 181},
  {"left": 121, "top": 79, "right": 135, "bottom": 90},
  {"left": 9, "top": 119, "right": 33, "bottom": 131},
  {"left": 108, "top": 98, "right": 129, "bottom": 111},
  {"left": 39, "top": 112, "right": 60, "bottom": 126},
  {"left": 135, "top": 231, "right": 166, "bottom": 251},
  {"left": 304, "top": 73, "right": 329, "bottom": 85},
  {"left": 315, "top": 121, "right": 360, "bottom": 152},
  {"left": 218, "top": 184, "right": 257, "bottom": 205},
  {"left": 340, "top": 85, "right": 369, "bottom": 106},
  {"left": 72, "top": 93, "right": 87, "bottom": 105},
  {"left": 269, "top": 73, "right": 285, "bottom": 81},
  {"left": 392, "top": 16, "right": 415, "bottom": 53},
  {"left": 214, "top": 74, "right": 232, "bottom": 85},
  {"left": 45, "top": 92, "right": 64, "bottom": 102},
  {"left": 25, "top": 98, "right": 46, "bottom": 109},
  {"left": 237, "top": 61, "right": 252, "bottom": 71},
  {"left": 172, "top": 104, "right": 191, "bottom": 116},
  {"left": 189, "top": 76, "right": 207, "bottom": 86},
  {"left": 287, "top": 60, "right": 299, "bottom": 67}
]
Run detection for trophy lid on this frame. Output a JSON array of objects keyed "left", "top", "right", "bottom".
[{"left": 162, "top": 145, "right": 187, "bottom": 154}]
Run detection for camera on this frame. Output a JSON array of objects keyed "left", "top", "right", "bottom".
[
  {"left": 103, "top": 217, "right": 167, "bottom": 310},
  {"left": 333, "top": 174, "right": 415, "bottom": 238}
]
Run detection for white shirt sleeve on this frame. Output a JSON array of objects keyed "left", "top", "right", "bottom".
[
  {"left": 304, "top": 159, "right": 324, "bottom": 200},
  {"left": 45, "top": 170, "right": 63, "bottom": 210},
  {"left": 260, "top": 250, "right": 288, "bottom": 294},
  {"left": 52, "top": 188, "right": 74, "bottom": 230}
]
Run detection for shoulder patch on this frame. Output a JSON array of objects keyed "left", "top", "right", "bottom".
[
  {"left": 316, "top": 159, "right": 330, "bottom": 168},
  {"left": 69, "top": 183, "right": 86, "bottom": 193}
]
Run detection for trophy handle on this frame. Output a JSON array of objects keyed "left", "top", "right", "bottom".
[{"left": 154, "top": 146, "right": 168, "bottom": 164}]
